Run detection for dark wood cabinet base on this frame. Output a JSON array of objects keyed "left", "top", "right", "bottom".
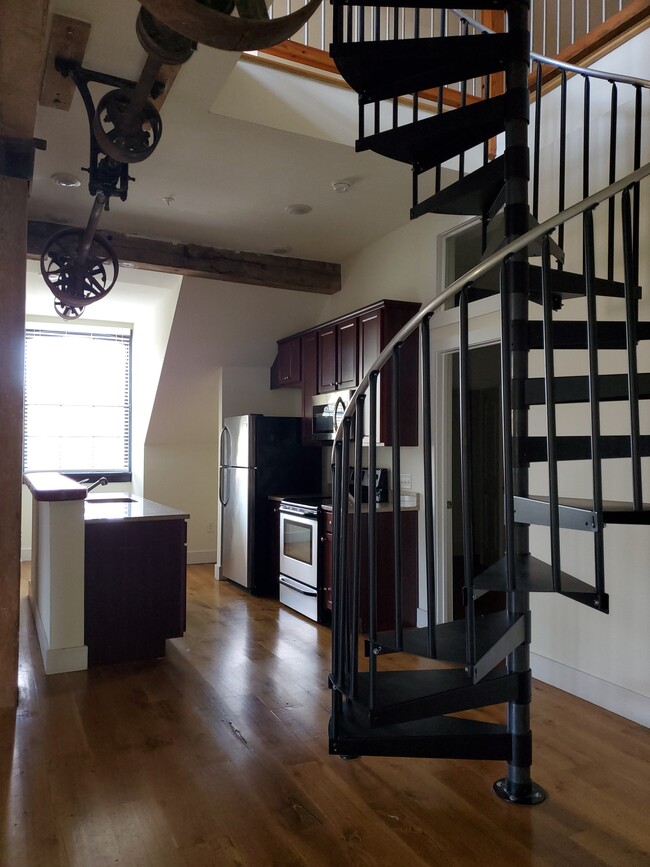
[{"left": 84, "top": 519, "right": 187, "bottom": 666}]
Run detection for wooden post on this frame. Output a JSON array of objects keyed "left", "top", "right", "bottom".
[{"left": 0, "top": 0, "right": 49, "bottom": 708}]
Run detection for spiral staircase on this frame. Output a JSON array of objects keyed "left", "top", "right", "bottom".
[{"left": 326, "top": 1, "right": 650, "bottom": 804}]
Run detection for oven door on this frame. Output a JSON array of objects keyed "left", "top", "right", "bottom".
[{"left": 279, "top": 509, "right": 318, "bottom": 588}]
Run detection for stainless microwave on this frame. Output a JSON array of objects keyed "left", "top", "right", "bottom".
[{"left": 311, "top": 390, "right": 355, "bottom": 441}]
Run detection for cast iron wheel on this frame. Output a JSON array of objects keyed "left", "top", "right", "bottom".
[{"left": 41, "top": 228, "right": 119, "bottom": 308}]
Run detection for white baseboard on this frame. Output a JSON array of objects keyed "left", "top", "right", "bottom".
[
  {"left": 31, "top": 598, "right": 88, "bottom": 675},
  {"left": 531, "top": 652, "right": 650, "bottom": 729},
  {"left": 187, "top": 549, "right": 217, "bottom": 565}
]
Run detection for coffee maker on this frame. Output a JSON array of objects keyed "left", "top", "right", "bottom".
[{"left": 348, "top": 467, "right": 389, "bottom": 503}]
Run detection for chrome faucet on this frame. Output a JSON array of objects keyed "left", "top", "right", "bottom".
[{"left": 84, "top": 477, "right": 108, "bottom": 493}]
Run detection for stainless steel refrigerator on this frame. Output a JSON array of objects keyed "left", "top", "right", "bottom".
[{"left": 218, "top": 415, "right": 322, "bottom": 595}]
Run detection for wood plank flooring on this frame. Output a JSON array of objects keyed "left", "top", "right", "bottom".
[{"left": 3, "top": 563, "right": 650, "bottom": 866}]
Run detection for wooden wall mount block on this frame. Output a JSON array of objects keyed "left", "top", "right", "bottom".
[{"left": 40, "top": 14, "right": 91, "bottom": 111}]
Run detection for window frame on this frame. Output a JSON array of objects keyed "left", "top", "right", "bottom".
[{"left": 23, "top": 322, "right": 133, "bottom": 481}]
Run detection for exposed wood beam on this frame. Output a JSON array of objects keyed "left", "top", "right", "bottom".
[
  {"left": 0, "top": 0, "right": 49, "bottom": 710},
  {"left": 27, "top": 220, "right": 341, "bottom": 294}
]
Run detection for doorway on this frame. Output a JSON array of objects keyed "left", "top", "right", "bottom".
[{"left": 450, "top": 343, "right": 504, "bottom": 619}]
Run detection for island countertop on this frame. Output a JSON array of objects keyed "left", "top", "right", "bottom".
[{"left": 84, "top": 492, "right": 189, "bottom": 523}]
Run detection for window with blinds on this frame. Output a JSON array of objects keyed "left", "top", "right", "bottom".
[{"left": 24, "top": 326, "right": 131, "bottom": 477}]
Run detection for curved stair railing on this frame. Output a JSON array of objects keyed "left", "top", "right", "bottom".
[{"left": 327, "top": 0, "right": 650, "bottom": 804}]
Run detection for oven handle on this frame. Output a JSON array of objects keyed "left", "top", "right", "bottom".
[
  {"left": 279, "top": 575, "right": 318, "bottom": 597},
  {"left": 279, "top": 506, "right": 318, "bottom": 519}
]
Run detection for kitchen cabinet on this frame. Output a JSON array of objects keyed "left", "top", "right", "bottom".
[
  {"left": 321, "top": 508, "right": 418, "bottom": 633},
  {"left": 270, "top": 336, "right": 301, "bottom": 388},
  {"left": 301, "top": 333, "right": 319, "bottom": 444},
  {"left": 84, "top": 517, "right": 187, "bottom": 666},
  {"left": 270, "top": 298, "right": 421, "bottom": 446},
  {"left": 317, "top": 316, "right": 358, "bottom": 393}
]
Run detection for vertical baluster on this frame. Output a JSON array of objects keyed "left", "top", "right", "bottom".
[
  {"left": 607, "top": 83, "right": 618, "bottom": 282},
  {"left": 571, "top": 0, "right": 576, "bottom": 44},
  {"left": 622, "top": 188, "right": 643, "bottom": 510},
  {"left": 320, "top": 0, "right": 325, "bottom": 51},
  {"left": 483, "top": 72, "right": 491, "bottom": 166},
  {"left": 556, "top": 0, "right": 560, "bottom": 54},
  {"left": 458, "top": 18, "right": 469, "bottom": 181},
  {"left": 349, "top": 397, "right": 365, "bottom": 698},
  {"left": 333, "top": 0, "right": 343, "bottom": 45},
  {"left": 340, "top": 417, "right": 353, "bottom": 689},
  {"left": 359, "top": 2, "right": 364, "bottom": 41},
  {"left": 412, "top": 166, "right": 419, "bottom": 212},
  {"left": 435, "top": 10, "right": 445, "bottom": 194},
  {"left": 459, "top": 290, "right": 476, "bottom": 669},
  {"left": 373, "top": 5, "right": 380, "bottom": 135},
  {"left": 421, "top": 315, "right": 437, "bottom": 657},
  {"left": 332, "top": 439, "right": 345, "bottom": 686},
  {"left": 346, "top": 0, "right": 353, "bottom": 43},
  {"left": 558, "top": 70, "right": 567, "bottom": 267},
  {"left": 540, "top": 236, "right": 562, "bottom": 591},
  {"left": 367, "top": 372, "right": 379, "bottom": 708},
  {"left": 391, "top": 344, "right": 403, "bottom": 649},
  {"left": 583, "top": 76, "right": 591, "bottom": 200},
  {"left": 632, "top": 86, "right": 642, "bottom": 287},
  {"left": 392, "top": 4, "right": 398, "bottom": 41},
  {"left": 583, "top": 209, "right": 606, "bottom": 605},
  {"left": 499, "top": 265, "right": 516, "bottom": 593},
  {"left": 542, "top": 0, "right": 548, "bottom": 57},
  {"left": 532, "top": 62, "right": 542, "bottom": 220}
]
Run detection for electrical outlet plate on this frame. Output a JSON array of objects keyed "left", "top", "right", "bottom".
[{"left": 400, "top": 473, "right": 412, "bottom": 490}]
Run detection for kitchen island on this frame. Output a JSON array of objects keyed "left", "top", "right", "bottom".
[{"left": 25, "top": 473, "right": 188, "bottom": 673}]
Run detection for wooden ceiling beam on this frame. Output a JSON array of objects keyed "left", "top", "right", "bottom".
[{"left": 27, "top": 220, "right": 341, "bottom": 294}]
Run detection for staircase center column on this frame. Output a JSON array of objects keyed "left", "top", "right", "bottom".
[{"left": 495, "top": 0, "right": 546, "bottom": 806}]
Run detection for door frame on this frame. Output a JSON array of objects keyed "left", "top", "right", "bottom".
[{"left": 430, "top": 304, "right": 501, "bottom": 623}]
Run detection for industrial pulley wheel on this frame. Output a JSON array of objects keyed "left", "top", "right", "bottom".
[
  {"left": 93, "top": 87, "right": 163, "bottom": 164},
  {"left": 138, "top": 0, "right": 323, "bottom": 52},
  {"left": 41, "top": 228, "right": 119, "bottom": 308},
  {"left": 54, "top": 299, "right": 84, "bottom": 320}
]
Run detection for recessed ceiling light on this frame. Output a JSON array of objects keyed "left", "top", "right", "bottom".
[
  {"left": 162, "top": 195, "right": 174, "bottom": 206},
  {"left": 285, "top": 204, "right": 312, "bottom": 216},
  {"left": 331, "top": 181, "right": 351, "bottom": 193},
  {"left": 51, "top": 172, "right": 81, "bottom": 189}
]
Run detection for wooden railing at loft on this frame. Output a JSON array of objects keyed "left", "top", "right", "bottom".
[{"left": 248, "top": 0, "right": 650, "bottom": 102}]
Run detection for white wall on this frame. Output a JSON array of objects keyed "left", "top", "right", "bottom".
[{"left": 143, "top": 276, "right": 328, "bottom": 561}]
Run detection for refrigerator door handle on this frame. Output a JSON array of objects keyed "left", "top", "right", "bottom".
[
  {"left": 219, "top": 425, "right": 231, "bottom": 469},
  {"left": 219, "top": 466, "right": 228, "bottom": 506}
]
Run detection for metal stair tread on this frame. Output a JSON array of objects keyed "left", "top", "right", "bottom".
[
  {"left": 329, "top": 701, "right": 511, "bottom": 761},
  {"left": 474, "top": 553, "right": 599, "bottom": 596},
  {"left": 411, "top": 155, "right": 505, "bottom": 218},
  {"left": 526, "top": 320, "right": 650, "bottom": 349},
  {"left": 525, "top": 372, "right": 650, "bottom": 406},
  {"left": 372, "top": 610, "right": 520, "bottom": 664},
  {"left": 517, "top": 494, "right": 650, "bottom": 526},
  {"left": 470, "top": 265, "right": 638, "bottom": 303},
  {"left": 331, "top": 32, "right": 518, "bottom": 104},
  {"left": 357, "top": 93, "right": 507, "bottom": 173},
  {"left": 524, "top": 435, "right": 650, "bottom": 462}
]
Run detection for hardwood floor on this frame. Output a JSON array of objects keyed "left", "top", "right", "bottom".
[{"left": 3, "top": 563, "right": 650, "bottom": 866}]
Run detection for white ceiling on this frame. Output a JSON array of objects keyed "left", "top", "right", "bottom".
[{"left": 29, "top": 0, "right": 417, "bottom": 265}]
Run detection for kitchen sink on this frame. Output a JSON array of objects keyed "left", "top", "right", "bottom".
[{"left": 86, "top": 494, "right": 136, "bottom": 503}]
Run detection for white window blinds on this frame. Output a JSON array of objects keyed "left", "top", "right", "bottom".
[{"left": 24, "top": 326, "right": 131, "bottom": 474}]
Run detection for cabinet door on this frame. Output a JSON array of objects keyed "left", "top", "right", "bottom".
[
  {"left": 337, "top": 319, "right": 358, "bottom": 390},
  {"left": 271, "top": 336, "right": 301, "bottom": 388},
  {"left": 318, "top": 326, "right": 337, "bottom": 392},
  {"left": 301, "top": 333, "right": 318, "bottom": 443},
  {"left": 359, "top": 310, "right": 381, "bottom": 378}
]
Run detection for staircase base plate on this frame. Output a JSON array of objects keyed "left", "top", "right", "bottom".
[{"left": 493, "top": 778, "right": 547, "bottom": 806}]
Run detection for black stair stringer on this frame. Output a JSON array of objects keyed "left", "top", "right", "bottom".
[
  {"left": 350, "top": 668, "right": 526, "bottom": 727},
  {"left": 524, "top": 372, "right": 650, "bottom": 406},
  {"left": 525, "top": 320, "right": 650, "bottom": 350},
  {"left": 329, "top": 702, "right": 513, "bottom": 761}
]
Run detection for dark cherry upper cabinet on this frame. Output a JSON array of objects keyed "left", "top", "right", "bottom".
[
  {"left": 359, "top": 301, "right": 421, "bottom": 446},
  {"left": 271, "top": 299, "right": 420, "bottom": 445},
  {"left": 317, "top": 317, "right": 358, "bottom": 393},
  {"left": 270, "top": 336, "right": 301, "bottom": 388},
  {"left": 300, "top": 333, "right": 319, "bottom": 444},
  {"left": 317, "top": 325, "right": 337, "bottom": 392}
]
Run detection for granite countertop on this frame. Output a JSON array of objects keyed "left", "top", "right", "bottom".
[{"left": 84, "top": 492, "right": 189, "bottom": 523}]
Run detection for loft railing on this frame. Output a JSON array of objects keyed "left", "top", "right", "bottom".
[
  {"left": 329, "top": 162, "right": 650, "bottom": 704},
  {"left": 260, "top": 2, "right": 650, "bottom": 90}
]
